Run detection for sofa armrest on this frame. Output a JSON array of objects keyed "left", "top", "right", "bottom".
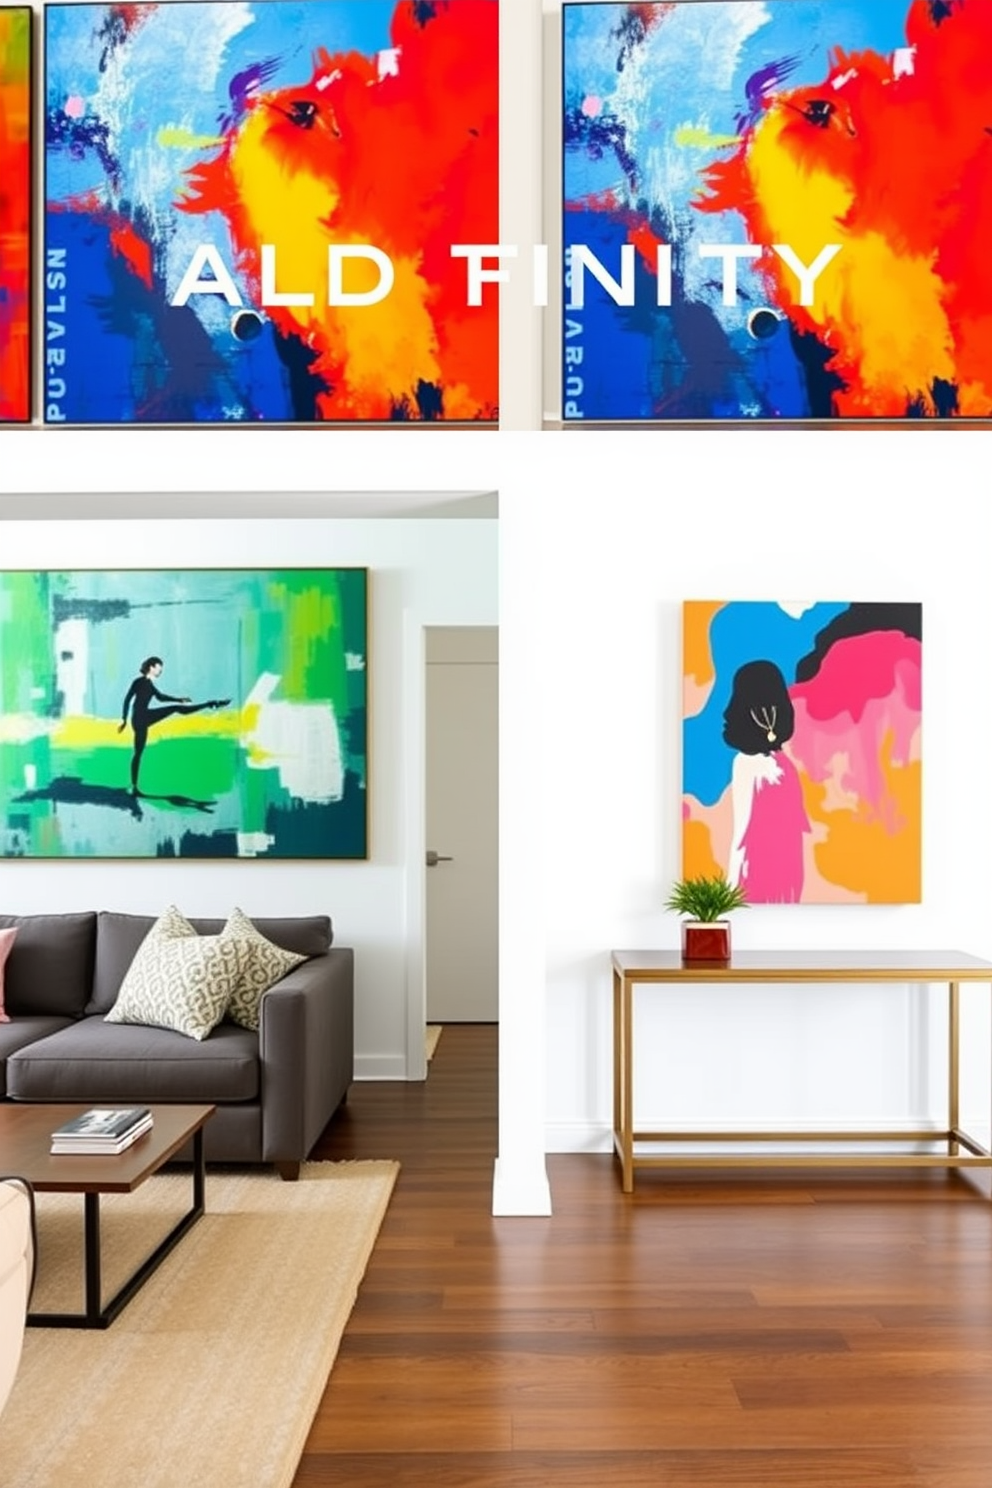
[{"left": 258, "top": 948, "right": 354, "bottom": 1163}]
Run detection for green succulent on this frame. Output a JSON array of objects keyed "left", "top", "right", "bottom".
[{"left": 665, "top": 874, "right": 749, "bottom": 921}]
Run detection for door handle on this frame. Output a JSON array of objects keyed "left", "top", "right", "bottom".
[{"left": 426, "top": 850, "right": 454, "bottom": 868}]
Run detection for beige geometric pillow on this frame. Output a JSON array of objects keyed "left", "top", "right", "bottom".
[
  {"left": 106, "top": 932, "right": 247, "bottom": 1041},
  {"left": 219, "top": 907, "right": 306, "bottom": 1032},
  {"left": 143, "top": 904, "right": 199, "bottom": 946}
]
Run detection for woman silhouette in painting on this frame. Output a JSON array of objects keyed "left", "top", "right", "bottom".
[
  {"left": 722, "top": 660, "right": 809, "bottom": 903},
  {"left": 118, "top": 657, "right": 230, "bottom": 793}
]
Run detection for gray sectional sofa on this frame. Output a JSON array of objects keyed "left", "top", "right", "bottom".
[{"left": 0, "top": 911, "right": 353, "bottom": 1179}]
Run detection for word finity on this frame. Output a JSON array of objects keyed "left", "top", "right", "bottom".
[{"left": 168, "top": 242, "right": 844, "bottom": 310}]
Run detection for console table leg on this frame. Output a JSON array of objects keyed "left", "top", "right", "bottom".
[
  {"left": 613, "top": 966, "right": 621, "bottom": 1161},
  {"left": 948, "top": 981, "right": 960, "bottom": 1157},
  {"left": 621, "top": 974, "right": 634, "bottom": 1193}
]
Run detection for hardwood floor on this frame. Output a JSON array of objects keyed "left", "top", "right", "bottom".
[{"left": 297, "top": 1024, "right": 992, "bottom": 1487}]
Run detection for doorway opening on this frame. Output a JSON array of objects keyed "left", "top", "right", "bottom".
[{"left": 424, "top": 625, "right": 498, "bottom": 1027}]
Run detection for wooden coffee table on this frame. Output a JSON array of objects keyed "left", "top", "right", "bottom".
[{"left": 0, "top": 1103, "right": 214, "bottom": 1329}]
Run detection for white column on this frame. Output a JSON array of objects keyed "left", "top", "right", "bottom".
[
  {"left": 498, "top": 0, "right": 545, "bottom": 431},
  {"left": 492, "top": 476, "right": 552, "bottom": 1214}
]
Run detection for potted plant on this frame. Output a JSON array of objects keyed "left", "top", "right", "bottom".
[{"left": 665, "top": 874, "right": 748, "bottom": 961}]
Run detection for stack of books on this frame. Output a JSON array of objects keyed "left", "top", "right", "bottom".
[{"left": 50, "top": 1106, "right": 153, "bottom": 1155}]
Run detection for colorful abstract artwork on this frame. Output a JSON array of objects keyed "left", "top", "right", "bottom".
[
  {"left": 682, "top": 602, "right": 922, "bottom": 904},
  {"left": 0, "top": 569, "right": 368, "bottom": 859},
  {"left": 562, "top": 1, "right": 992, "bottom": 421},
  {"left": 44, "top": 1, "right": 498, "bottom": 424},
  {"left": 0, "top": 7, "right": 30, "bottom": 423}
]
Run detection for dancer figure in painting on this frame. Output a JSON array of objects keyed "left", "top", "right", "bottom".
[
  {"left": 119, "top": 657, "right": 230, "bottom": 792},
  {"left": 721, "top": 659, "right": 809, "bottom": 903}
]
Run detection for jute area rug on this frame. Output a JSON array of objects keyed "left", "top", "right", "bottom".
[
  {"left": 425, "top": 1024, "right": 443, "bottom": 1061},
  {"left": 0, "top": 1160, "right": 399, "bottom": 1488}
]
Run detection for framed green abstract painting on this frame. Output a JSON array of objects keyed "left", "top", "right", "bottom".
[{"left": 0, "top": 568, "right": 368, "bottom": 859}]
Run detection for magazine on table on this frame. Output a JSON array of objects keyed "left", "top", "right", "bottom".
[{"left": 50, "top": 1107, "right": 153, "bottom": 1153}]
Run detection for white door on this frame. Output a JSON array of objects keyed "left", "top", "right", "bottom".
[{"left": 425, "top": 626, "right": 498, "bottom": 1021}]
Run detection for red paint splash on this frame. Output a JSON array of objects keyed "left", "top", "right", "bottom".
[
  {"left": 627, "top": 3, "right": 674, "bottom": 33},
  {"left": 628, "top": 220, "right": 667, "bottom": 274},
  {"left": 178, "top": 0, "right": 498, "bottom": 421},
  {"left": 110, "top": 218, "right": 155, "bottom": 290},
  {"left": 105, "top": 4, "right": 158, "bottom": 45},
  {"left": 0, "top": 11, "right": 30, "bottom": 422}
]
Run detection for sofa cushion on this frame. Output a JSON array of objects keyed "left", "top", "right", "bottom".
[
  {"left": 0, "top": 928, "right": 15, "bottom": 1022},
  {"left": 0, "top": 914, "right": 97, "bottom": 1019},
  {"left": 220, "top": 909, "right": 307, "bottom": 1032},
  {"left": 89, "top": 911, "right": 332, "bottom": 1015},
  {"left": 6, "top": 1018, "right": 260, "bottom": 1103},
  {"left": 0, "top": 1017, "right": 76, "bottom": 1098},
  {"left": 106, "top": 925, "right": 248, "bottom": 1041}
]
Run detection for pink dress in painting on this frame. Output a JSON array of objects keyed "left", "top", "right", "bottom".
[{"left": 738, "top": 752, "right": 809, "bottom": 903}]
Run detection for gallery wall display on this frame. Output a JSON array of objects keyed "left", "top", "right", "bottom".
[
  {"left": 44, "top": 0, "right": 498, "bottom": 424},
  {"left": 682, "top": 601, "right": 922, "bottom": 904},
  {"left": 562, "top": 0, "right": 991, "bottom": 423},
  {"left": 0, "top": 6, "right": 30, "bottom": 423},
  {"left": 0, "top": 568, "right": 368, "bottom": 859}
]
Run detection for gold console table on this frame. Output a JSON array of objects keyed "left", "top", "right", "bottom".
[{"left": 610, "top": 949, "right": 992, "bottom": 1194}]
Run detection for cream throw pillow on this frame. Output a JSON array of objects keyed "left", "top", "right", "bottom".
[
  {"left": 220, "top": 908, "right": 307, "bottom": 1032},
  {"left": 107, "top": 907, "right": 245, "bottom": 1041}
]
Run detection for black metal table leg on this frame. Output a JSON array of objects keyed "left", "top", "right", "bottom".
[
  {"left": 29, "top": 1151, "right": 207, "bottom": 1330},
  {"left": 83, "top": 1192, "right": 102, "bottom": 1326}
]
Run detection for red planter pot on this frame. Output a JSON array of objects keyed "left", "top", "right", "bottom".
[{"left": 681, "top": 920, "right": 731, "bottom": 961}]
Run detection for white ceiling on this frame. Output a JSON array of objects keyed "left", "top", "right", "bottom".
[{"left": 0, "top": 490, "right": 499, "bottom": 520}]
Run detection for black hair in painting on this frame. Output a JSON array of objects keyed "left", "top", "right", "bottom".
[{"left": 721, "top": 659, "right": 796, "bottom": 755}]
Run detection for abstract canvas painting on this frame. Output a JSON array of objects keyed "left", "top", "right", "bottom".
[
  {"left": 0, "top": 7, "right": 30, "bottom": 423},
  {"left": 562, "top": 0, "right": 991, "bottom": 421},
  {"left": 44, "top": 0, "right": 498, "bottom": 424},
  {"left": 0, "top": 569, "right": 368, "bottom": 859},
  {"left": 683, "top": 602, "right": 922, "bottom": 903}
]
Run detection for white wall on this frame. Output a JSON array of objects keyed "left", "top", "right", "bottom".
[
  {"left": 0, "top": 512, "right": 498, "bottom": 1079},
  {"left": 522, "top": 432, "right": 992, "bottom": 1159}
]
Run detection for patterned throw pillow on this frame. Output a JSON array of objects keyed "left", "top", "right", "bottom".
[
  {"left": 0, "top": 926, "right": 17, "bottom": 1022},
  {"left": 106, "top": 914, "right": 247, "bottom": 1041},
  {"left": 220, "top": 908, "right": 307, "bottom": 1032}
]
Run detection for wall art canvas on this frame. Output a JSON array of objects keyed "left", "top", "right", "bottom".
[
  {"left": 682, "top": 601, "right": 922, "bottom": 904},
  {"left": 0, "top": 7, "right": 30, "bottom": 423},
  {"left": 44, "top": 0, "right": 498, "bottom": 425},
  {"left": 562, "top": 0, "right": 991, "bottom": 422},
  {"left": 0, "top": 569, "right": 368, "bottom": 859}
]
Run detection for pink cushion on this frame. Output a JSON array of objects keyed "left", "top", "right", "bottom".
[{"left": 0, "top": 928, "right": 16, "bottom": 1022}]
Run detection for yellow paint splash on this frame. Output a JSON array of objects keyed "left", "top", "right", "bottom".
[
  {"left": 674, "top": 125, "right": 739, "bottom": 151},
  {"left": 745, "top": 107, "right": 957, "bottom": 414},
  {"left": 157, "top": 125, "right": 223, "bottom": 151}
]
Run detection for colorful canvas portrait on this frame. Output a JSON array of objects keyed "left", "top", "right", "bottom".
[
  {"left": 682, "top": 602, "right": 922, "bottom": 904},
  {"left": 0, "top": 569, "right": 368, "bottom": 859},
  {"left": 562, "top": 0, "right": 992, "bottom": 422},
  {"left": 44, "top": 0, "right": 498, "bottom": 424},
  {"left": 0, "top": 7, "right": 30, "bottom": 423}
]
